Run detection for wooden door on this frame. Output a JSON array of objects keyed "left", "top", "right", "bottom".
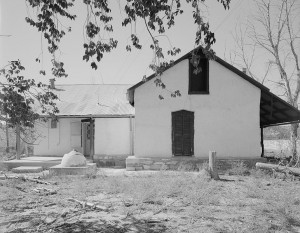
[
  {"left": 82, "top": 123, "right": 90, "bottom": 156},
  {"left": 172, "top": 110, "right": 194, "bottom": 156}
]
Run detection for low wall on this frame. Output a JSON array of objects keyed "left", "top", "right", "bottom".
[
  {"left": 126, "top": 156, "right": 267, "bottom": 172},
  {"left": 93, "top": 154, "right": 129, "bottom": 168}
]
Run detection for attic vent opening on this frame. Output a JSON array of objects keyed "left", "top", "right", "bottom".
[
  {"left": 49, "top": 79, "right": 55, "bottom": 89},
  {"left": 189, "top": 58, "right": 209, "bottom": 94},
  {"left": 51, "top": 119, "right": 58, "bottom": 128}
]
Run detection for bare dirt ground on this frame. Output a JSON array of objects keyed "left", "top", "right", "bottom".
[{"left": 1, "top": 168, "right": 300, "bottom": 233}]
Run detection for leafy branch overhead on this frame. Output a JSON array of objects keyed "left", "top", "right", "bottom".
[
  {"left": 0, "top": 61, "right": 59, "bottom": 128},
  {"left": 25, "top": 0, "right": 230, "bottom": 78}
]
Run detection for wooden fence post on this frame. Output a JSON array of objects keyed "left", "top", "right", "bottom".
[{"left": 209, "top": 151, "right": 219, "bottom": 180}]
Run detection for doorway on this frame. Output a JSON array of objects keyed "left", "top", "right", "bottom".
[
  {"left": 82, "top": 122, "right": 91, "bottom": 156},
  {"left": 172, "top": 110, "right": 194, "bottom": 156},
  {"left": 81, "top": 118, "right": 95, "bottom": 157}
]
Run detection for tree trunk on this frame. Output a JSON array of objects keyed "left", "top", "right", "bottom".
[
  {"left": 290, "top": 123, "right": 298, "bottom": 164},
  {"left": 5, "top": 121, "right": 9, "bottom": 153},
  {"left": 16, "top": 124, "right": 21, "bottom": 160}
]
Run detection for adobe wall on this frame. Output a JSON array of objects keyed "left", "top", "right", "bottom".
[{"left": 134, "top": 59, "right": 261, "bottom": 158}]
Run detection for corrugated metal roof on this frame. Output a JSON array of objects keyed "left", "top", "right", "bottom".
[{"left": 49, "top": 84, "right": 134, "bottom": 116}]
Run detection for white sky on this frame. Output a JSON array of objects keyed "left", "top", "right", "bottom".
[{"left": 0, "top": 0, "right": 279, "bottom": 89}]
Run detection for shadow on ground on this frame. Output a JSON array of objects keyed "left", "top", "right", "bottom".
[{"left": 7, "top": 217, "right": 169, "bottom": 233}]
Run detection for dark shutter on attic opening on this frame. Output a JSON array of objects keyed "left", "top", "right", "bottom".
[{"left": 172, "top": 110, "right": 194, "bottom": 156}]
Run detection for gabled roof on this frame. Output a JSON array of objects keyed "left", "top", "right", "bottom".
[
  {"left": 45, "top": 84, "right": 134, "bottom": 117},
  {"left": 127, "top": 47, "right": 300, "bottom": 127}
]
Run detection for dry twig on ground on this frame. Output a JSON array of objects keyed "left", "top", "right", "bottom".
[
  {"left": 68, "top": 198, "right": 108, "bottom": 211},
  {"left": 0, "top": 174, "right": 52, "bottom": 185}
]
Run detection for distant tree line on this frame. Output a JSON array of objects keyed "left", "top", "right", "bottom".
[{"left": 263, "top": 125, "right": 299, "bottom": 140}]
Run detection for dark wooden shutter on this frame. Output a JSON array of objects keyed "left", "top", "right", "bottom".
[
  {"left": 189, "top": 58, "right": 209, "bottom": 94},
  {"left": 172, "top": 110, "right": 194, "bottom": 156}
]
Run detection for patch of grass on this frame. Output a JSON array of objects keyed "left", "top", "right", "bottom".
[
  {"left": 197, "top": 161, "right": 209, "bottom": 171},
  {"left": 227, "top": 161, "right": 250, "bottom": 176},
  {"left": 249, "top": 167, "right": 273, "bottom": 179},
  {"left": 177, "top": 161, "right": 199, "bottom": 171},
  {"left": 3, "top": 169, "right": 300, "bottom": 233},
  {"left": 0, "top": 162, "right": 8, "bottom": 172}
]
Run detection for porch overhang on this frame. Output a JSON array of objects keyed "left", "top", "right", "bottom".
[{"left": 260, "top": 90, "right": 300, "bottom": 128}]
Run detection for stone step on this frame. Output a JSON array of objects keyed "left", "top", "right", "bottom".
[
  {"left": 2, "top": 157, "right": 62, "bottom": 170},
  {"left": 12, "top": 166, "right": 43, "bottom": 173}
]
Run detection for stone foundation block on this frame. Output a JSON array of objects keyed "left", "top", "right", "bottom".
[
  {"left": 142, "top": 160, "right": 154, "bottom": 165},
  {"left": 154, "top": 162, "right": 165, "bottom": 165},
  {"left": 143, "top": 165, "right": 151, "bottom": 170},
  {"left": 135, "top": 166, "right": 143, "bottom": 171},
  {"left": 149, "top": 164, "right": 162, "bottom": 170},
  {"left": 93, "top": 154, "right": 128, "bottom": 168},
  {"left": 126, "top": 156, "right": 267, "bottom": 172},
  {"left": 126, "top": 167, "right": 136, "bottom": 171},
  {"left": 166, "top": 161, "right": 178, "bottom": 165},
  {"left": 49, "top": 163, "right": 96, "bottom": 176}
]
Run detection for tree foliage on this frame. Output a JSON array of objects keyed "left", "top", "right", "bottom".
[
  {"left": 232, "top": 0, "right": 300, "bottom": 164},
  {"left": 24, "top": 0, "right": 230, "bottom": 95},
  {"left": 0, "top": 60, "right": 59, "bottom": 129}
]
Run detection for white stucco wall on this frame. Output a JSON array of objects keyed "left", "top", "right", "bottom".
[
  {"left": 34, "top": 118, "right": 82, "bottom": 156},
  {"left": 94, "top": 118, "right": 133, "bottom": 156},
  {"left": 34, "top": 117, "right": 133, "bottom": 156},
  {"left": 134, "top": 59, "right": 261, "bottom": 158}
]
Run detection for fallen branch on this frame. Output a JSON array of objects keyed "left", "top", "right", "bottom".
[
  {"left": 67, "top": 198, "right": 108, "bottom": 211},
  {"left": 146, "top": 218, "right": 169, "bottom": 223},
  {"left": 0, "top": 174, "right": 52, "bottom": 185},
  {"left": 153, "top": 198, "right": 181, "bottom": 215},
  {"left": 16, "top": 186, "right": 27, "bottom": 193},
  {"left": 256, "top": 162, "right": 300, "bottom": 176},
  {"left": 25, "top": 177, "right": 52, "bottom": 185},
  {"left": 33, "top": 187, "right": 57, "bottom": 195}
]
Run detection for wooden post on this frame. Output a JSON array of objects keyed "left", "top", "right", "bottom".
[
  {"left": 260, "top": 127, "right": 264, "bottom": 157},
  {"left": 130, "top": 115, "right": 134, "bottom": 155},
  {"left": 16, "top": 124, "right": 21, "bottom": 160},
  {"left": 89, "top": 118, "right": 94, "bottom": 159},
  {"left": 209, "top": 151, "right": 219, "bottom": 180}
]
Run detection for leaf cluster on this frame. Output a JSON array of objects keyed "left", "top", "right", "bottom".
[
  {"left": 25, "top": 0, "right": 76, "bottom": 77},
  {"left": 23, "top": 0, "right": 231, "bottom": 102},
  {"left": 0, "top": 61, "right": 59, "bottom": 128},
  {"left": 25, "top": 0, "right": 230, "bottom": 77}
]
